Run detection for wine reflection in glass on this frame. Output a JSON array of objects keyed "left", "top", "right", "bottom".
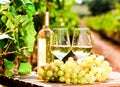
[
  {"left": 72, "top": 28, "right": 93, "bottom": 60},
  {"left": 50, "top": 28, "right": 71, "bottom": 60}
]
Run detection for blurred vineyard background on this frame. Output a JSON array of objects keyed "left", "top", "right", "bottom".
[
  {"left": 74, "top": 0, "right": 120, "bottom": 44},
  {"left": 0, "top": 0, "right": 120, "bottom": 76}
]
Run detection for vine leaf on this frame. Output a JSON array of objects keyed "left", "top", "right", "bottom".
[
  {"left": 18, "top": 61, "right": 32, "bottom": 75},
  {"left": 24, "top": 2, "right": 36, "bottom": 18},
  {"left": 3, "top": 59, "right": 14, "bottom": 77},
  {"left": 4, "top": 59, "right": 14, "bottom": 70},
  {"left": 20, "top": 18, "right": 37, "bottom": 53}
]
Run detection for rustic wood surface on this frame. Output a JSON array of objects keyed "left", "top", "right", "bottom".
[{"left": 0, "top": 71, "right": 120, "bottom": 87}]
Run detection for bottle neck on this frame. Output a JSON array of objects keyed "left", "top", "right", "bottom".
[
  {"left": 42, "top": 25, "right": 49, "bottom": 30},
  {"left": 44, "top": 12, "right": 49, "bottom": 27}
]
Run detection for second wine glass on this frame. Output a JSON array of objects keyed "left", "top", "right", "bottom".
[
  {"left": 72, "top": 28, "right": 93, "bottom": 60},
  {"left": 50, "top": 28, "right": 71, "bottom": 60}
]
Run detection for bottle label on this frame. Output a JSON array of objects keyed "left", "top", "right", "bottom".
[{"left": 37, "top": 38, "right": 46, "bottom": 67}]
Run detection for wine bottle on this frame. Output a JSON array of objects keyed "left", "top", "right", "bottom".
[{"left": 37, "top": 12, "right": 53, "bottom": 67}]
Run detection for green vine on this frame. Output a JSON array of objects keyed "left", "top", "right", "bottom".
[{"left": 0, "top": 0, "right": 79, "bottom": 76}]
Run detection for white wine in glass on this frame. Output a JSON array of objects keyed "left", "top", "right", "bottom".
[
  {"left": 72, "top": 28, "right": 93, "bottom": 60},
  {"left": 50, "top": 28, "right": 71, "bottom": 60}
]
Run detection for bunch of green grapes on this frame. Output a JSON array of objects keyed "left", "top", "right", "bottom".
[{"left": 37, "top": 55, "right": 112, "bottom": 84}]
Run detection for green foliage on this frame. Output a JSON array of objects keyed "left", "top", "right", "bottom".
[
  {"left": 48, "top": 0, "right": 79, "bottom": 35},
  {"left": 87, "top": 0, "right": 117, "bottom": 15},
  {"left": 84, "top": 4, "right": 120, "bottom": 43},
  {"left": 0, "top": 0, "right": 37, "bottom": 58},
  {"left": 3, "top": 59, "right": 14, "bottom": 77},
  {"left": 84, "top": 5, "right": 120, "bottom": 32},
  {"left": 18, "top": 61, "right": 32, "bottom": 74},
  {"left": 0, "top": 0, "right": 79, "bottom": 76},
  {"left": 24, "top": 2, "right": 36, "bottom": 18},
  {"left": 4, "top": 59, "right": 14, "bottom": 70},
  {"left": 0, "top": 0, "right": 37, "bottom": 76}
]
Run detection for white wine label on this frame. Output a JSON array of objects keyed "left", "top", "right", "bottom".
[{"left": 37, "top": 38, "right": 46, "bottom": 67}]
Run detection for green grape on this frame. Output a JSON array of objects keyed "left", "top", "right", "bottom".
[
  {"left": 89, "top": 70, "right": 95, "bottom": 76},
  {"left": 77, "top": 59, "right": 82, "bottom": 65},
  {"left": 94, "top": 60, "right": 100, "bottom": 67},
  {"left": 78, "top": 73, "right": 82, "bottom": 79},
  {"left": 37, "top": 54, "right": 112, "bottom": 84},
  {"left": 78, "top": 70, "right": 85, "bottom": 76},
  {"left": 84, "top": 74, "right": 89, "bottom": 80},
  {"left": 96, "top": 73, "right": 106, "bottom": 82},
  {"left": 72, "top": 78, "right": 78, "bottom": 84},
  {"left": 90, "top": 67, "right": 98, "bottom": 75},
  {"left": 84, "top": 68, "right": 90, "bottom": 73},
  {"left": 81, "top": 61, "right": 88, "bottom": 67},
  {"left": 74, "top": 66, "right": 81, "bottom": 73},
  {"left": 45, "top": 76, "right": 50, "bottom": 81},
  {"left": 72, "top": 65, "right": 80, "bottom": 74},
  {"left": 84, "top": 57, "right": 93, "bottom": 64},
  {"left": 53, "top": 72, "right": 58, "bottom": 78},
  {"left": 57, "top": 70, "right": 64, "bottom": 76},
  {"left": 64, "top": 73, "right": 70, "bottom": 79},
  {"left": 95, "top": 56, "right": 105, "bottom": 67},
  {"left": 54, "top": 60, "right": 64, "bottom": 67},
  {"left": 95, "top": 73, "right": 104, "bottom": 82},
  {"left": 65, "top": 60, "right": 74, "bottom": 68},
  {"left": 60, "top": 64, "right": 65, "bottom": 71},
  {"left": 84, "top": 74, "right": 95, "bottom": 84},
  {"left": 50, "top": 77, "right": 56, "bottom": 82},
  {"left": 102, "top": 61, "right": 110, "bottom": 67},
  {"left": 97, "top": 55, "right": 104, "bottom": 61},
  {"left": 65, "top": 78, "right": 71, "bottom": 84},
  {"left": 89, "top": 54, "right": 97, "bottom": 60},
  {"left": 88, "top": 78, "right": 95, "bottom": 84},
  {"left": 78, "top": 79, "right": 81, "bottom": 84},
  {"left": 106, "top": 67, "right": 112, "bottom": 72},
  {"left": 78, "top": 70, "right": 85, "bottom": 78},
  {"left": 71, "top": 73, "right": 77, "bottom": 79},
  {"left": 53, "top": 66, "right": 59, "bottom": 72},
  {"left": 59, "top": 76, "right": 65, "bottom": 82},
  {"left": 38, "top": 68, "right": 45, "bottom": 77},
  {"left": 43, "top": 65, "right": 48, "bottom": 71},
  {"left": 49, "top": 62, "right": 56, "bottom": 70},
  {"left": 101, "top": 72, "right": 108, "bottom": 79},
  {"left": 64, "top": 68, "right": 71, "bottom": 73},
  {"left": 46, "top": 70, "right": 53, "bottom": 77},
  {"left": 79, "top": 77, "right": 87, "bottom": 84}
]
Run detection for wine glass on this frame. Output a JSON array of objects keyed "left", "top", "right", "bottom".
[
  {"left": 72, "top": 28, "right": 93, "bottom": 60},
  {"left": 50, "top": 28, "right": 71, "bottom": 60}
]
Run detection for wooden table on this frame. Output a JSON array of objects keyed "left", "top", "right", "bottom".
[{"left": 0, "top": 72, "right": 120, "bottom": 87}]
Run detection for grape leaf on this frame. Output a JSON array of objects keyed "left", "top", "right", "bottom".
[
  {"left": 5, "top": 71, "right": 13, "bottom": 77},
  {"left": 13, "top": 0, "right": 23, "bottom": 9},
  {"left": 6, "top": 19, "right": 14, "bottom": 29},
  {"left": 4, "top": 59, "right": 14, "bottom": 70},
  {"left": 9, "top": 6, "right": 16, "bottom": 18},
  {"left": 39, "top": 0, "right": 46, "bottom": 12},
  {"left": 18, "top": 61, "right": 32, "bottom": 75},
  {"left": 24, "top": 2, "right": 36, "bottom": 18},
  {"left": 64, "top": 0, "right": 74, "bottom": 6},
  {"left": 12, "top": 16, "right": 36, "bottom": 55},
  {"left": 1, "top": 15, "right": 7, "bottom": 23},
  {"left": 21, "top": 18, "right": 36, "bottom": 52},
  {"left": 0, "top": 40, "right": 6, "bottom": 49}
]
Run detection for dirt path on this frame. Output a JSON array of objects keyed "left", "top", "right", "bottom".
[{"left": 91, "top": 31, "right": 120, "bottom": 72}]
